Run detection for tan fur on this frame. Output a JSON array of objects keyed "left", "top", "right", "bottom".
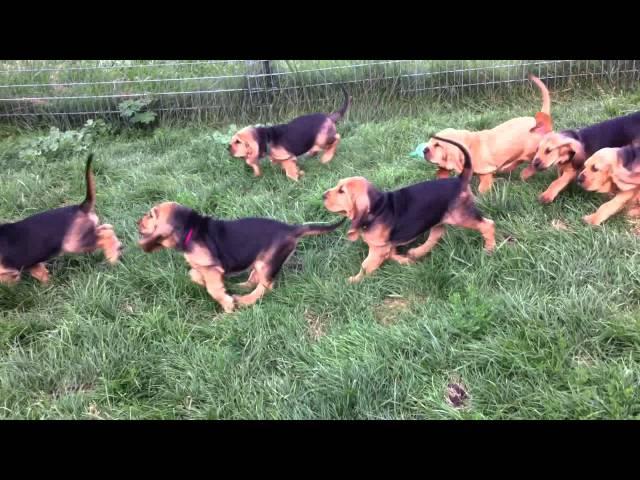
[
  {"left": 579, "top": 147, "right": 640, "bottom": 225},
  {"left": 424, "top": 75, "right": 551, "bottom": 193},
  {"left": 323, "top": 177, "right": 495, "bottom": 282}
]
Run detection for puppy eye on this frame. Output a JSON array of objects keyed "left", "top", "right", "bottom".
[
  {"left": 338, "top": 187, "right": 345, "bottom": 194},
  {"left": 591, "top": 165, "right": 598, "bottom": 172},
  {"left": 545, "top": 148, "right": 551, "bottom": 154},
  {"left": 235, "top": 139, "right": 242, "bottom": 144}
]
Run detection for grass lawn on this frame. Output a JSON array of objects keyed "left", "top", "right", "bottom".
[{"left": 1, "top": 89, "right": 639, "bottom": 419}]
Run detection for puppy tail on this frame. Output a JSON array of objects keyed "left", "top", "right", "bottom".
[
  {"left": 295, "top": 217, "right": 347, "bottom": 237},
  {"left": 329, "top": 85, "right": 351, "bottom": 123},
  {"left": 431, "top": 136, "right": 473, "bottom": 189},
  {"left": 528, "top": 74, "right": 551, "bottom": 115},
  {"left": 79, "top": 153, "right": 96, "bottom": 213}
]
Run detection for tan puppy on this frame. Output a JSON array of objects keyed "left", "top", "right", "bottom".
[
  {"left": 577, "top": 145, "right": 640, "bottom": 225},
  {"left": 423, "top": 74, "right": 550, "bottom": 193}
]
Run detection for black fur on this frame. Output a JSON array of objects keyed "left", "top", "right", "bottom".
[
  {"left": 0, "top": 206, "right": 86, "bottom": 270},
  {"left": 359, "top": 136, "right": 478, "bottom": 245},
  {"left": 170, "top": 206, "right": 344, "bottom": 278},
  {"left": 0, "top": 154, "right": 96, "bottom": 271},
  {"left": 251, "top": 86, "right": 350, "bottom": 158},
  {"left": 619, "top": 144, "right": 640, "bottom": 171},
  {"left": 562, "top": 111, "right": 640, "bottom": 168}
]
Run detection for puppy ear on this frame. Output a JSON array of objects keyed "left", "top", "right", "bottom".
[
  {"left": 240, "top": 130, "right": 259, "bottom": 161},
  {"left": 530, "top": 112, "right": 553, "bottom": 134},
  {"left": 448, "top": 143, "right": 466, "bottom": 174},
  {"left": 139, "top": 233, "right": 165, "bottom": 253},
  {"left": 345, "top": 182, "right": 373, "bottom": 231}
]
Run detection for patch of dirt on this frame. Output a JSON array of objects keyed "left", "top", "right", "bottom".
[
  {"left": 445, "top": 376, "right": 471, "bottom": 410},
  {"left": 374, "top": 296, "right": 411, "bottom": 326},
  {"left": 305, "top": 310, "right": 329, "bottom": 341}
]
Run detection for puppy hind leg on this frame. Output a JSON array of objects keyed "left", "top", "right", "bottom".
[{"left": 320, "top": 133, "right": 341, "bottom": 164}]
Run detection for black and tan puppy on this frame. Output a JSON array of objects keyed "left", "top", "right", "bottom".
[
  {"left": 0, "top": 154, "right": 122, "bottom": 285},
  {"left": 228, "top": 86, "right": 351, "bottom": 181},
  {"left": 530, "top": 111, "right": 640, "bottom": 204},
  {"left": 577, "top": 144, "right": 640, "bottom": 225},
  {"left": 137, "top": 202, "right": 345, "bottom": 313},
  {"left": 323, "top": 136, "right": 496, "bottom": 283}
]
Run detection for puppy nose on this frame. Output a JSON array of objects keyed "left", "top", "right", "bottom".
[
  {"left": 533, "top": 158, "right": 541, "bottom": 168},
  {"left": 577, "top": 174, "right": 585, "bottom": 184},
  {"left": 227, "top": 144, "right": 232, "bottom": 151},
  {"left": 423, "top": 146, "right": 430, "bottom": 157},
  {"left": 322, "top": 191, "right": 328, "bottom": 200}
]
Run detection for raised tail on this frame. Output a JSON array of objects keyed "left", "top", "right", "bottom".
[
  {"left": 295, "top": 217, "right": 347, "bottom": 237},
  {"left": 528, "top": 74, "right": 551, "bottom": 115},
  {"left": 431, "top": 136, "right": 473, "bottom": 190},
  {"left": 328, "top": 85, "right": 351, "bottom": 123},
  {"left": 79, "top": 153, "right": 96, "bottom": 213}
]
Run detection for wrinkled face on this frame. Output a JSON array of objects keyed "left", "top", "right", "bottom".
[
  {"left": 137, "top": 201, "right": 179, "bottom": 252},
  {"left": 322, "top": 177, "right": 371, "bottom": 220},
  {"left": 532, "top": 133, "right": 576, "bottom": 171},
  {"left": 228, "top": 128, "right": 257, "bottom": 159},
  {"left": 578, "top": 149, "right": 617, "bottom": 193}
]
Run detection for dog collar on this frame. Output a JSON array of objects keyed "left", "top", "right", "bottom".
[{"left": 183, "top": 228, "right": 194, "bottom": 249}]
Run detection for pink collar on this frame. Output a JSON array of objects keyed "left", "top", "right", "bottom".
[{"left": 183, "top": 228, "right": 194, "bottom": 248}]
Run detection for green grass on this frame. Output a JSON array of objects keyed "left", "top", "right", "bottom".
[{"left": 1, "top": 89, "right": 640, "bottom": 419}]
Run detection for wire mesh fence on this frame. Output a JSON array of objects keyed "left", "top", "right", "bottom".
[{"left": 0, "top": 60, "right": 638, "bottom": 128}]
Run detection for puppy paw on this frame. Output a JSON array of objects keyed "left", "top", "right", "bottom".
[
  {"left": 348, "top": 274, "right": 363, "bottom": 284},
  {"left": 220, "top": 296, "right": 236, "bottom": 313},
  {"left": 347, "top": 229, "right": 359, "bottom": 242},
  {"left": 582, "top": 214, "right": 602, "bottom": 226},
  {"left": 520, "top": 166, "right": 536, "bottom": 181},
  {"left": 538, "top": 192, "right": 556, "bottom": 205}
]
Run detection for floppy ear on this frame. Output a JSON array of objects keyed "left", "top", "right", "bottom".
[
  {"left": 614, "top": 148, "right": 640, "bottom": 186},
  {"left": 446, "top": 143, "right": 466, "bottom": 173},
  {"left": 344, "top": 182, "right": 372, "bottom": 235},
  {"left": 139, "top": 233, "right": 165, "bottom": 253},
  {"left": 530, "top": 112, "right": 553, "bottom": 134},
  {"left": 240, "top": 131, "right": 259, "bottom": 161}
]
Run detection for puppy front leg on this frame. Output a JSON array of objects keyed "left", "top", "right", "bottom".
[
  {"left": 189, "top": 268, "right": 206, "bottom": 286},
  {"left": 348, "top": 246, "right": 391, "bottom": 284},
  {"left": 520, "top": 163, "right": 537, "bottom": 181},
  {"left": 320, "top": 133, "right": 341, "bottom": 164},
  {"left": 245, "top": 156, "right": 262, "bottom": 177},
  {"left": 29, "top": 263, "right": 50, "bottom": 284},
  {"left": 0, "top": 265, "right": 21, "bottom": 285},
  {"left": 96, "top": 224, "right": 122, "bottom": 264},
  {"left": 584, "top": 190, "right": 637, "bottom": 226},
  {"left": 625, "top": 191, "right": 640, "bottom": 217},
  {"left": 477, "top": 174, "right": 494, "bottom": 194},
  {"left": 390, "top": 249, "right": 414, "bottom": 265},
  {"left": 236, "top": 268, "right": 258, "bottom": 289},
  {"left": 279, "top": 158, "right": 303, "bottom": 181},
  {"left": 407, "top": 225, "right": 446, "bottom": 260},
  {"left": 201, "top": 266, "right": 235, "bottom": 313},
  {"left": 538, "top": 168, "right": 577, "bottom": 204}
]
